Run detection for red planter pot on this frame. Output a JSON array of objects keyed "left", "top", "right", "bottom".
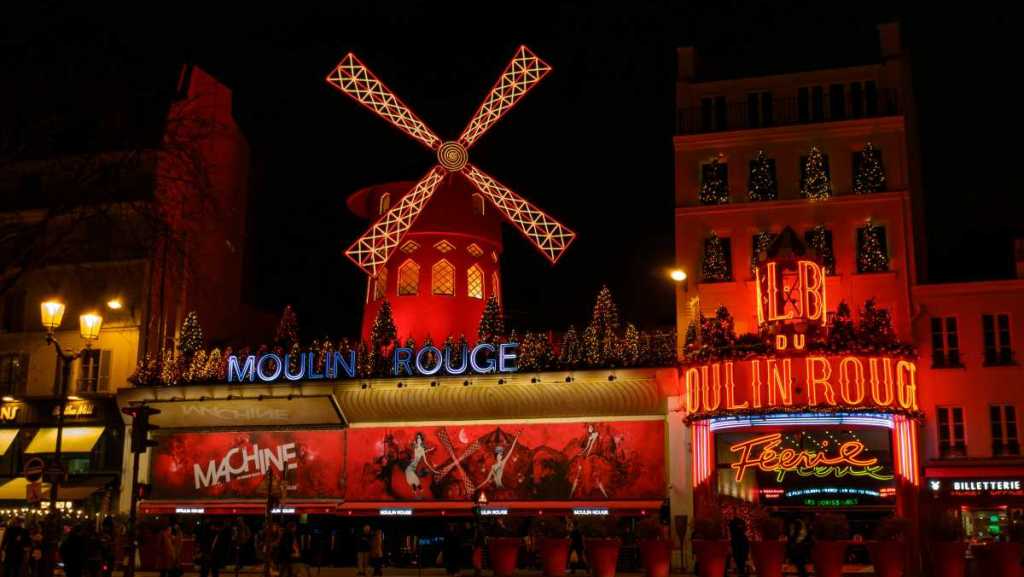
[
  {"left": 868, "top": 541, "right": 905, "bottom": 577},
  {"left": 810, "top": 541, "right": 848, "bottom": 577},
  {"left": 584, "top": 539, "right": 621, "bottom": 577},
  {"left": 930, "top": 541, "right": 966, "bottom": 577},
  {"left": 538, "top": 538, "right": 570, "bottom": 577},
  {"left": 488, "top": 537, "right": 521, "bottom": 577},
  {"left": 638, "top": 540, "right": 672, "bottom": 577},
  {"left": 750, "top": 540, "right": 785, "bottom": 577},
  {"left": 692, "top": 540, "right": 730, "bottom": 577},
  {"left": 976, "top": 542, "right": 1022, "bottom": 577}
]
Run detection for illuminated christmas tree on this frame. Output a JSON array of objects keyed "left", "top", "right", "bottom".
[
  {"left": 129, "top": 353, "right": 158, "bottom": 386},
  {"left": 622, "top": 323, "right": 641, "bottom": 366},
  {"left": 185, "top": 349, "right": 207, "bottom": 383},
  {"left": 288, "top": 342, "right": 302, "bottom": 374},
  {"left": 699, "top": 157, "right": 729, "bottom": 205},
  {"left": 747, "top": 150, "right": 777, "bottom": 201},
  {"left": 702, "top": 306, "right": 736, "bottom": 350},
  {"left": 559, "top": 325, "right": 582, "bottom": 368},
  {"left": 356, "top": 341, "right": 373, "bottom": 378},
  {"left": 684, "top": 320, "right": 699, "bottom": 349},
  {"left": 826, "top": 301, "right": 856, "bottom": 353},
  {"left": 858, "top": 298, "right": 897, "bottom": 350},
  {"left": 178, "top": 311, "right": 204, "bottom": 361},
  {"left": 205, "top": 348, "right": 223, "bottom": 381},
  {"left": 370, "top": 300, "right": 398, "bottom": 359},
  {"left": 853, "top": 142, "right": 886, "bottom": 194},
  {"left": 702, "top": 233, "right": 731, "bottom": 282},
  {"left": 275, "top": 305, "right": 300, "bottom": 349},
  {"left": 477, "top": 295, "right": 504, "bottom": 345},
  {"left": 519, "top": 332, "right": 554, "bottom": 372},
  {"left": 585, "top": 285, "right": 621, "bottom": 366},
  {"left": 858, "top": 220, "right": 889, "bottom": 272},
  {"left": 582, "top": 325, "right": 601, "bottom": 367},
  {"left": 801, "top": 146, "right": 832, "bottom": 200},
  {"left": 806, "top": 225, "right": 836, "bottom": 274},
  {"left": 160, "top": 348, "right": 180, "bottom": 386},
  {"left": 751, "top": 231, "right": 775, "bottom": 276}
]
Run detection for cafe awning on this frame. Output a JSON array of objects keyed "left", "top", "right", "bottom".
[
  {"left": 0, "top": 429, "right": 19, "bottom": 455},
  {"left": 24, "top": 427, "right": 105, "bottom": 454},
  {"left": 0, "top": 478, "right": 30, "bottom": 500}
]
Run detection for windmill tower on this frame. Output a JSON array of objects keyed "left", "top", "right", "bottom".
[{"left": 328, "top": 47, "right": 576, "bottom": 343}]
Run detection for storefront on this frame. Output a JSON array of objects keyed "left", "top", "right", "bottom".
[{"left": 924, "top": 466, "right": 1024, "bottom": 541}]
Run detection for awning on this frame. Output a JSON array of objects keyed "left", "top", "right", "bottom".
[
  {"left": 24, "top": 427, "right": 105, "bottom": 454},
  {"left": 0, "top": 478, "right": 30, "bottom": 500},
  {"left": 55, "top": 480, "right": 108, "bottom": 501},
  {"left": 0, "top": 429, "right": 18, "bottom": 455}
]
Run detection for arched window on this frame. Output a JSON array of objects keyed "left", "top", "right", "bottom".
[
  {"left": 372, "top": 268, "right": 388, "bottom": 301},
  {"left": 471, "top": 193, "right": 485, "bottom": 216},
  {"left": 378, "top": 193, "right": 391, "bottom": 215},
  {"left": 432, "top": 259, "right": 455, "bottom": 296},
  {"left": 492, "top": 271, "right": 501, "bottom": 304},
  {"left": 467, "top": 264, "right": 484, "bottom": 299},
  {"left": 398, "top": 259, "right": 420, "bottom": 296}
]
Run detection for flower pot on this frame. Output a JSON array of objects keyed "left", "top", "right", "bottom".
[
  {"left": 538, "top": 538, "right": 570, "bottom": 577},
  {"left": 750, "top": 540, "right": 785, "bottom": 577},
  {"left": 810, "top": 540, "right": 848, "bottom": 577},
  {"left": 638, "top": 540, "right": 672, "bottom": 577},
  {"left": 930, "top": 541, "right": 966, "bottom": 577},
  {"left": 488, "top": 537, "right": 521, "bottom": 577},
  {"left": 691, "top": 540, "right": 730, "bottom": 577},
  {"left": 976, "top": 542, "right": 1022, "bottom": 577},
  {"left": 868, "top": 541, "right": 905, "bottom": 577},
  {"left": 584, "top": 538, "right": 621, "bottom": 577}
]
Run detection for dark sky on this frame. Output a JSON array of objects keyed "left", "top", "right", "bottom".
[{"left": 5, "top": 2, "right": 1020, "bottom": 341}]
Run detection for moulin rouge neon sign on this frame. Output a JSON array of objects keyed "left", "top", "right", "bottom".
[{"left": 729, "top": 432, "right": 893, "bottom": 483}]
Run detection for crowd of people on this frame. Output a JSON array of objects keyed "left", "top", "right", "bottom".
[{"left": 1, "top": 516, "right": 119, "bottom": 577}]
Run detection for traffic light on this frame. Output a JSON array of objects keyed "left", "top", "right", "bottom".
[{"left": 122, "top": 405, "right": 161, "bottom": 453}]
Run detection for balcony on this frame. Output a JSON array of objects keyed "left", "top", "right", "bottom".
[{"left": 677, "top": 89, "right": 902, "bottom": 135}]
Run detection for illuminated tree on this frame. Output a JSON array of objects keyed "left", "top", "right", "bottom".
[
  {"left": 858, "top": 220, "right": 889, "bottom": 273},
  {"left": 621, "top": 323, "right": 641, "bottom": 367},
  {"left": 747, "top": 150, "right": 777, "bottom": 201},
  {"left": 370, "top": 300, "right": 398, "bottom": 361},
  {"left": 275, "top": 304, "right": 300, "bottom": 349},
  {"left": 703, "top": 306, "right": 736, "bottom": 350},
  {"left": 853, "top": 142, "right": 886, "bottom": 194},
  {"left": 519, "top": 332, "right": 554, "bottom": 372},
  {"left": 559, "top": 325, "right": 582, "bottom": 368},
  {"left": 178, "top": 310, "right": 204, "bottom": 361},
  {"left": 129, "top": 353, "right": 158, "bottom": 387},
  {"left": 751, "top": 231, "right": 775, "bottom": 276},
  {"left": 684, "top": 320, "right": 699, "bottom": 349},
  {"left": 477, "top": 295, "right": 505, "bottom": 345},
  {"left": 826, "top": 301, "right": 857, "bottom": 353},
  {"left": 583, "top": 325, "right": 601, "bottom": 367},
  {"left": 806, "top": 225, "right": 836, "bottom": 275},
  {"left": 699, "top": 157, "right": 729, "bottom": 205},
  {"left": 205, "top": 348, "right": 223, "bottom": 381},
  {"left": 288, "top": 342, "right": 302, "bottom": 374},
  {"left": 159, "top": 348, "right": 180, "bottom": 386},
  {"left": 801, "top": 146, "right": 832, "bottom": 200},
  {"left": 184, "top": 349, "right": 207, "bottom": 382},
  {"left": 356, "top": 341, "right": 374, "bottom": 378},
  {"left": 858, "top": 298, "right": 897, "bottom": 350},
  {"left": 702, "top": 233, "right": 731, "bottom": 282},
  {"left": 585, "top": 285, "right": 621, "bottom": 366}
]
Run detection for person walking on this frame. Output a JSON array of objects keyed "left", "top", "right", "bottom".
[
  {"left": 369, "top": 528, "right": 384, "bottom": 577},
  {"left": 199, "top": 521, "right": 231, "bottom": 577},
  {"left": 728, "top": 517, "right": 749, "bottom": 577},
  {"left": 155, "top": 519, "right": 183, "bottom": 577},
  {"left": 786, "top": 518, "right": 811, "bottom": 577},
  {"left": 356, "top": 525, "right": 371, "bottom": 576},
  {"left": 59, "top": 525, "right": 86, "bottom": 577},
  {"left": 442, "top": 524, "right": 461, "bottom": 577},
  {"left": 275, "top": 522, "right": 298, "bottom": 577},
  {"left": 1, "top": 517, "right": 28, "bottom": 577},
  {"left": 232, "top": 517, "right": 252, "bottom": 571}
]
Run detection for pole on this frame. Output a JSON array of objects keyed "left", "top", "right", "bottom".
[
  {"left": 50, "top": 349, "right": 71, "bottom": 511},
  {"left": 125, "top": 441, "right": 142, "bottom": 577},
  {"left": 264, "top": 469, "right": 273, "bottom": 577}
]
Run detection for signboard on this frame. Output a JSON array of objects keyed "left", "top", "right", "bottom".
[
  {"left": 928, "top": 479, "right": 1024, "bottom": 498},
  {"left": 755, "top": 259, "right": 827, "bottom": 327},
  {"left": 144, "top": 396, "right": 344, "bottom": 429},
  {"left": 0, "top": 405, "right": 21, "bottom": 422},
  {"left": 24, "top": 458, "right": 45, "bottom": 483}
]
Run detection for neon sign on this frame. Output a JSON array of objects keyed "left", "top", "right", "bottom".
[
  {"left": 729, "top": 433, "right": 894, "bottom": 483},
  {"left": 755, "top": 260, "right": 827, "bottom": 327}
]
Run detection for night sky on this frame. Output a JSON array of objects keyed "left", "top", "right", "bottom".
[{"left": 4, "top": 2, "right": 1019, "bottom": 340}]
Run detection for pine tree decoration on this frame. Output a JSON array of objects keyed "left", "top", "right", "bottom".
[
  {"left": 703, "top": 306, "right": 737, "bottom": 350},
  {"left": 186, "top": 349, "right": 208, "bottom": 383},
  {"left": 747, "top": 150, "right": 777, "bottom": 201},
  {"left": 519, "top": 332, "right": 554, "bottom": 372},
  {"left": 159, "top": 348, "right": 180, "bottom": 386},
  {"left": 853, "top": 142, "right": 886, "bottom": 194},
  {"left": 288, "top": 342, "right": 302, "bottom": 374},
  {"left": 801, "top": 146, "right": 832, "bottom": 200},
  {"left": 751, "top": 231, "right": 775, "bottom": 276},
  {"left": 826, "top": 301, "right": 856, "bottom": 353},
  {"left": 622, "top": 324, "right": 641, "bottom": 367},
  {"left": 507, "top": 330, "right": 519, "bottom": 345},
  {"left": 370, "top": 300, "right": 398, "bottom": 353},
  {"left": 356, "top": 341, "right": 374, "bottom": 378},
  {"left": 178, "top": 311, "right": 204, "bottom": 361},
  {"left": 205, "top": 348, "right": 223, "bottom": 381},
  {"left": 858, "top": 298, "right": 897, "bottom": 350},
  {"left": 558, "top": 325, "right": 582, "bottom": 368},
  {"left": 404, "top": 336, "right": 416, "bottom": 350},
  {"left": 477, "top": 296, "right": 504, "bottom": 345},
  {"left": 699, "top": 157, "right": 729, "bottom": 205},
  {"left": 684, "top": 320, "right": 699, "bottom": 349},
  {"left": 129, "top": 354, "right": 157, "bottom": 386},
  {"left": 319, "top": 339, "right": 334, "bottom": 374},
  {"left": 806, "top": 225, "right": 836, "bottom": 274},
  {"left": 585, "top": 285, "right": 621, "bottom": 367},
  {"left": 275, "top": 305, "right": 300, "bottom": 349},
  {"left": 858, "top": 220, "right": 889, "bottom": 273},
  {"left": 582, "top": 325, "right": 601, "bottom": 367},
  {"left": 702, "top": 233, "right": 730, "bottom": 282}
]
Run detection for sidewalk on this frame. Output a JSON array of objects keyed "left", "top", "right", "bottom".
[{"left": 133, "top": 566, "right": 878, "bottom": 577}]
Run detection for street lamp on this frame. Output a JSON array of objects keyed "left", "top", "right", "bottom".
[
  {"left": 669, "top": 268, "right": 688, "bottom": 291},
  {"left": 39, "top": 300, "right": 103, "bottom": 513}
]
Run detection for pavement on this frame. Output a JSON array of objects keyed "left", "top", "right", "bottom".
[{"left": 133, "top": 566, "right": 879, "bottom": 576}]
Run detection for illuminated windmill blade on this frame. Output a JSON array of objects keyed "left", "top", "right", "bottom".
[
  {"left": 326, "top": 53, "right": 441, "bottom": 150},
  {"left": 457, "top": 45, "right": 552, "bottom": 148},
  {"left": 462, "top": 164, "right": 575, "bottom": 264},
  {"left": 345, "top": 166, "right": 447, "bottom": 276}
]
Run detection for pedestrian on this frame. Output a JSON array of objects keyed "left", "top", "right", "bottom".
[
  {"left": 443, "top": 524, "right": 461, "bottom": 577},
  {"left": 1, "top": 517, "right": 28, "bottom": 577},
  {"left": 369, "top": 528, "right": 384, "bottom": 577},
  {"left": 199, "top": 521, "right": 231, "bottom": 577},
  {"left": 232, "top": 517, "right": 252, "bottom": 571},
  {"left": 356, "top": 525, "right": 371, "bottom": 576},
  {"left": 59, "top": 525, "right": 86, "bottom": 577},
  {"left": 568, "top": 522, "right": 585, "bottom": 574},
  {"left": 275, "top": 522, "right": 298, "bottom": 577},
  {"left": 155, "top": 519, "right": 183, "bottom": 577},
  {"left": 26, "top": 525, "right": 45, "bottom": 577},
  {"left": 728, "top": 517, "right": 749, "bottom": 577},
  {"left": 786, "top": 518, "right": 811, "bottom": 577}
]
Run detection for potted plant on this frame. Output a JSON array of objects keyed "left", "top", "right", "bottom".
[
  {"left": 536, "top": 518, "right": 570, "bottom": 577},
  {"left": 750, "top": 515, "right": 785, "bottom": 577},
  {"left": 486, "top": 520, "right": 521, "bottom": 577},
  {"left": 976, "top": 521, "right": 1024, "bottom": 577},
  {"left": 927, "top": 512, "right": 966, "bottom": 577},
  {"left": 578, "top": 517, "right": 621, "bottom": 577},
  {"left": 691, "top": 517, "right": 729, "bottom": 577},
  {"left": 636, "top": 519, "right": 672, "bottom": 577},
  {"left": 869, "top": 516, "right": 910, "bottom": 577},
  {"left": 811, "top": 513, "right": 849, "bottom": 577}
]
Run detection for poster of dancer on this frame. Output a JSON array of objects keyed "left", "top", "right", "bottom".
[{"left": 346, "top": 420, "right": 664, "bottom": 501}]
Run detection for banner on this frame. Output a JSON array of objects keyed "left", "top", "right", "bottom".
[{"left": 346, "top": 420, "right": 665, "bottom": 502}]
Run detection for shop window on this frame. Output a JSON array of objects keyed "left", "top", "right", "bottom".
[
  {"left": 397, "top": 260, "right": 420, "bottom": 296},
  {"left": 990, "top": 405, "right": 1020, "bottom": 457},
  {"left": 982, "top": 313, "right": 1013, "bottom": 365},
  {"left": 378, "top": 193, "right": 391, "bottom": 215},
  {"left": 701, "top": 234, "right": 732, "bottom": 283},
  {"left": 803, "top": 226, "right": 835, "bottom": 275},
  {"left": 467, "top": 264, "right": 484, "bottom": 300},
  {"left": 931, "top": 317, "right": 962, "bottom": 368},
  {"left": 77, "top": 349, "right": 110, "bottom": 393},
  {"left": 937, "top": 407, "right": 967, "bottom": 458},
  {"left": 372, "top": 269, "right": 388, "bottom": 301},
  {"left": 431, "top": 259, "right": 455, "bottom": 296},
  {"left": 492, "top": 272, "right": 501, "bottom": 304},
  {"left": 0, "top": 353, "right": 28, "bottom": 395}
]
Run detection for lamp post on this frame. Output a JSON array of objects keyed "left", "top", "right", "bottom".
[{"left": 39, "top": 300, "right": 103, "bottom": 512}]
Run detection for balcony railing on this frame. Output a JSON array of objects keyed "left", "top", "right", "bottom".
[{"left": 677, "top": 89, "right": 902, "bottom": 135}]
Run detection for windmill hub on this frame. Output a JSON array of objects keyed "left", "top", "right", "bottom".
[{"left": 437, "top": 141, "right": 468, "bottom": 172}]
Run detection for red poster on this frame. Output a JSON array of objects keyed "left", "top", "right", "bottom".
[
  {"left": 150, "top": 431, "right": 345, "bottom": 499},
  {"left": 346, "top": 420, "right": 665, "bottom": 502}
]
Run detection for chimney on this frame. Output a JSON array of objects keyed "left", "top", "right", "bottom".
[
  {"left": 677, "top": 47, "right": 697, "bottom": 82},
  {"left": 877, "top": 22, "right": 902, "bottom": 60}
]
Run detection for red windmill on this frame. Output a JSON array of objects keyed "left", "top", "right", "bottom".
[{"left": 328, "top": 46, "right": 576, "bottom": 343}]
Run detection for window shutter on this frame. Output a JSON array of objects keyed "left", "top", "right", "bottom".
[{"left": 99, "top": 350, "right": 112, "bottom": 392}]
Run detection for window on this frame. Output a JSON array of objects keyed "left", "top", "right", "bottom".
[
  {"left": 864, "top": 81, "right": 878, "bottom": 115},
  {"left": 798, "top": 87, "right": 810, "bottom": 122},
  {"left": 699, "top": 160, "right": 729, "bottom": 205},
  {"left": 983, "top": 313, "right": 1013, "bottom": 365},
  {"left": 803, "top": 226, "right": 835, "bottom": 275},
  {"left": 433, "top": 239, "right": 455, "bottom": 253},
  {"left": 799, "top": 152, "right": 831, "bottom": 197},
  {"left": 372, "top": 268, "right": 388, "bottom": 301},
  {"left": 811, "top": 86, "right": 824, "bottom": 121},
  {"left": 397, "top": 260, "right": 420, "bottom": 296},
  {"left": 1, "top": 290, "right": 25, "bottom": 333},
  {"left": 937, "top": 407, "right": 967, "bottom": 458},
  {"left": 850, "top": 82, "right": 864, "bottom": 118},
  {"left": 0, "top": 353, "right": 28, "bottom": 395},
  {"left": 378, "top": 193, "right": 391, "bottom": 215},
  {"left": 829, "top": 84, "right": 845, "bottom": 120},
  {"left": 467, "top": 265, "right": 484, "bottom": 299},
  {"left": 466, "top": 243, "right": 484, "bottom": 258},
  {"left": 747, "top": 154, "right": 777, "bottom": 201},
  {"left": 702, "top": 235, "right": 733, "bottom": 283},
  {"left": 991, "top": 405, "right": 1020, "bottom": 456},
  {"left": 400, "top": 240, "right": 420, "bottom": 254},
  {"left": 931, "top": 317, "right": 961, "bottom": 368},
  {"left": 751, "top": 232, "right": 776, "bottom": 276},
  {"left": 77, "top": 349, "right": 110, "bottom": 393},
  {"left": 431, "top": 259, "right": 455, "bottom": 296},
  {"left": 856, "top": 224, "right": 889, "bottom": 273},
  {"left": 492, "top": 272, "right": 501, "bottom": 304},
  {"left": 471, "top": 193, "right": 485, "bottom": 216},
  {"left": 746, "top": 92, "right": 773, "bottom": 128},
  {"left": 700, "top": 96, "right": 727, "bottom": 131}
]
